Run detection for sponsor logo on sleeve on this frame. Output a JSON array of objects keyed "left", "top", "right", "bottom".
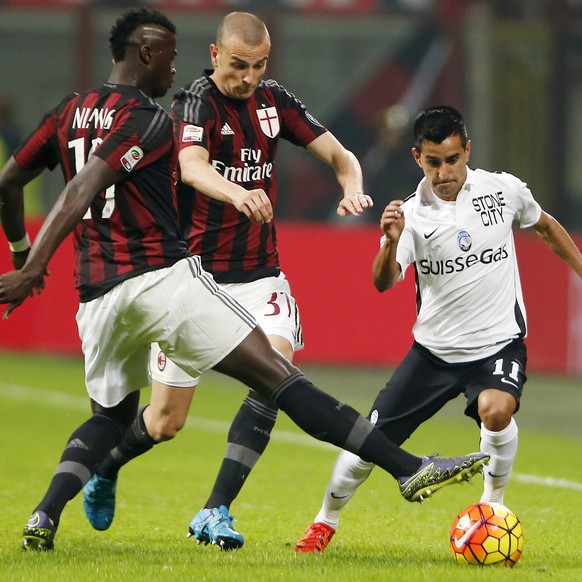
[
  {"left": 306, "top": 112, "right": 323, "bottom": 128},
  {"left": 182, "top": 124, "right": 203, "bottom": 143},
  {"left": 120, "top": 145, "right": 144, "bottom": 172}
]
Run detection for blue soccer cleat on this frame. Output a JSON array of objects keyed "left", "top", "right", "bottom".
[
  {"left": 398, "top": 452, "right": 490, "bottom": 503},
  {"left": 187, "top": 505, "right": 244, "bottom": 551},
  {"left": 83, "top": 473, "right": 117, "bottom": 531},
  {"left": 22, "top": 511, "right": 57, "bottom": 551}
]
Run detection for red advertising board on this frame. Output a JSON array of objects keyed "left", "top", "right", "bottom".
[{"left": 0, "top": 221, "right": 580, "bottom": 376}]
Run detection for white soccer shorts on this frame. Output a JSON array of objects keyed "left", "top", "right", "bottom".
[
  {"left": 149, "top": 271, "right": 303, "bottom": 388},
  {"left": 76, "top": 256, "right": 256, "bottom": 407}
]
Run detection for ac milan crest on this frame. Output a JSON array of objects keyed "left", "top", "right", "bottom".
[
  {"left": 256, "top": 106, "right": 280, "bottom": 138},
  {"left": 157, "top": 350, "right": 167, "bottom": 371}
]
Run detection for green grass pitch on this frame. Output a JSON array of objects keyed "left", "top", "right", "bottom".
[{"left": 0, "top": 350, "right": 581, "bottom": 581}]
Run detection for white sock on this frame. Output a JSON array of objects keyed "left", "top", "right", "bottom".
[
  {"left": 313, "top": 450, "right": 374, "bottom": 530},
  {"left": 480, "top": 417, "right": 518, "bottom": 505}
]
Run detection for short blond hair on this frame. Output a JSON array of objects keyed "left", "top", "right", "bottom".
[{"left": 217, "top": 12, "right": 269, "bottom": 46}]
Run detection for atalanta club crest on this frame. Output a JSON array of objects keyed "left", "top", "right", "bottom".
[
  {"left": 457, "top": 230, "right": 472, "bottom": 252},
  {"left": 157, "top": 350, "right": 167, "bottom": 371}
]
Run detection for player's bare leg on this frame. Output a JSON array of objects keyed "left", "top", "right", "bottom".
[{"left": 84, "top": 383, "right": 196, "bottom": 530}]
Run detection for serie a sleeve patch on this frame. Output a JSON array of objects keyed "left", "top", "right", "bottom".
[{"left": 182, "top": 124, "right": 203, "bottom": 143}]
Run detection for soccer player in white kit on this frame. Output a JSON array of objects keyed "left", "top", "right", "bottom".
[{"left": 295, "top": 105, "right": 582, "bottom": 552}]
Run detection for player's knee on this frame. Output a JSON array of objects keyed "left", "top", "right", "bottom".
[
  {"left": 478, "top": 389, "right": 516, "bottom": 431},
  {"left": 146, "top": 413, "right": 186, "bottom": 442}
]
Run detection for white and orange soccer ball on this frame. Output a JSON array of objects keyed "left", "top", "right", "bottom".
[{"left": 450, "top": 502, "right": 524, "bottom": 567}]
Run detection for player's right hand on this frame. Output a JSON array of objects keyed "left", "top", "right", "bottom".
[
  {"left": 380, "top": 200, "right": 405, "bottom": 241},
  {"left": 0, "top": 266, "right": 46, "bottom": 319},
  {"left": 236, "top": 188, "right": 273, "bottom": 225}
]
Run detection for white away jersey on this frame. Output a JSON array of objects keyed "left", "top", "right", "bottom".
[{"left": 391, "top": 167, "right": 542, "bottom": 363}]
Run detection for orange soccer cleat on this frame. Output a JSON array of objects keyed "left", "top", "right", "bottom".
[{"left": 294, "top": 522, "right": 335, "bottom": 553}]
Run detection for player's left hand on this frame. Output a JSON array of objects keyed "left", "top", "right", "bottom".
[
  {"left": 337, "top": 193, "right": 373, "bottom": 217},
  {"left": 11, "top": 248, "right": 30, "bottom": 270}
]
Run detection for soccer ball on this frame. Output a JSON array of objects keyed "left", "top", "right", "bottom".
[{"left": 450, "top": 502, "right": 524, "bottom": 567}]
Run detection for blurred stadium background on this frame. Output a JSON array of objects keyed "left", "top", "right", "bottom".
[{"left": 1, "top": 0, "right": 582, "bottom": 380}]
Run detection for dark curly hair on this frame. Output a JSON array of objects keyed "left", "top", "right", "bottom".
[{"left": 109, "top": 7, "right": 176, "bottom": 62}]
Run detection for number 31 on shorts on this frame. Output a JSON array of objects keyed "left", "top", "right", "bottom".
[{"left": 265, "top": 291, "right": 292, "bottom": 317}]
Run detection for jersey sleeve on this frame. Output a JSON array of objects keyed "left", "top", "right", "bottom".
[
  {"left": 394, "top": 226, "right": 415, "bottom": 281},
  {"left": 504, "top": 172, "right": 542, "bottom": 228},
  {"left": 12, "top": 95, "right": 77, "bottom": 171},
  {"left": 93, "top": 103, "right": 173, "bottom": 177},
  {"left": 266, "top": 80, "right": 328, "bottom": 147},
  {"left": 171, "top": 88, "right": 214, "bottom": 153}
]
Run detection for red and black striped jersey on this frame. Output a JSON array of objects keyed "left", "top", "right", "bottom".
[
  {"left": 172, "top": 71, "right": 327, "bottom": 283},
  {"left": 14, "top": 83, "right": 188, "bottom": 301}
]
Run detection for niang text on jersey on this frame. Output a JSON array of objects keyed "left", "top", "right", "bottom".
[{"left": 72, "top": 107, "right": 115, "bottom": 130}]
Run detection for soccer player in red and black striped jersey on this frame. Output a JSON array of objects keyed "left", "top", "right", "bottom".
[
  {"left": 0, "top": 7, "right": 187, "bottom": 550},
  {"left": 168, "top": 12, "right": 377, "bottom": 548},
  {"left": 86, "top": 11, "right": 376, "bottom": 549},
  {"left": 0, "top": 9, "right": 489, "bottom": 552},
  {"left": 11, "top": 71, "right": 186, "bottom": 303}
]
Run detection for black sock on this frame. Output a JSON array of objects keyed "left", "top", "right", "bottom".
[
  {"left": 35, "top": 413, "right": 125, "bottom": 525},
  {"left": 272, "top": 373, "right": 420, "bottom": 478},
  {"left": 205, "top": 390, "right": 277, "bottom": 508},
  {"left": 98, "top": 406, "right": 157, "bottom": 480}
]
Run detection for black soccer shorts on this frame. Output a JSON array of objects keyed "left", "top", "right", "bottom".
[{"left": 367, "top": 339, "right": 527, "bottom": 445}]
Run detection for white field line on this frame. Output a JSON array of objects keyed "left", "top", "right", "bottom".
[
  {"left": 511, "top": 473, "right": 582, "bottom": 492},
  {"left": 3, "top": 383, "right": 582, "bottom": 492}
]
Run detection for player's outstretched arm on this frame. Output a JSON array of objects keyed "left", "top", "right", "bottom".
[
  {"left": 0, "top": 156, "right": 117, "bottom": 317},
  {"left": 0, "top": 157, "right": 45, "bottom": 270},
  {"left": 306, "top": 132, "right": 373, "bottom": 218},
  {"left": 533, "top": 210, "right": 582, "bottom": 279}
]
